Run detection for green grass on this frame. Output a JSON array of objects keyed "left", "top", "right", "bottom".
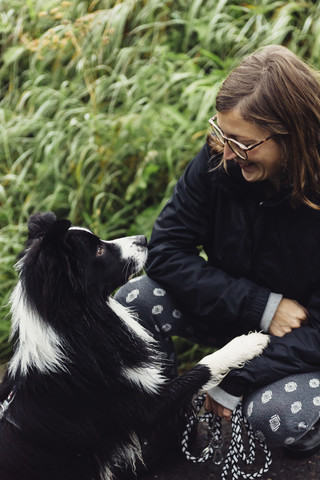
[{"left": 1, "top": 0, "right": 320, "bottom": 365}]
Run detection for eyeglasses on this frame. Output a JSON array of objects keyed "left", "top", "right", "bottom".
[{"left": 208, "top": 114, "right": 275, "bottom": 160}]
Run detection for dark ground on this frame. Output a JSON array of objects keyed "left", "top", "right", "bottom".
[{"left": 141, "top": 422, "right": 320, "bottom": 480}]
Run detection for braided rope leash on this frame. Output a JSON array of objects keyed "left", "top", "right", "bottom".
[
  {"left": 182, "top": 394, "right": 272, "bottom": 479},
  {"left": 182, "top": 394, "right": 223, "bottom": 464}
]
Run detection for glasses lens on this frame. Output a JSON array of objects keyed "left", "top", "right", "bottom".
[
  {"left": 211, "top": 123, "right": 225, "bottom": 146},
  {"left": 227, "top": 140, "right": 247, "bottom": 160}
]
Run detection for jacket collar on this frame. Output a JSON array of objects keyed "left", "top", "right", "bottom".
[{"left": 211, "top": 157, "right": 292, "bottom": 207}]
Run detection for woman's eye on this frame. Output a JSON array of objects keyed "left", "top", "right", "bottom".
[{"left": 96, "top": 245, "right": 104, "bottom": 256}]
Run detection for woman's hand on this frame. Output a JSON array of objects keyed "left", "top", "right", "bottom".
[
  {"left": 269, "top": 298, "right": 308, "bottom": 337},
  {"left": 205, "top": 395, "right": 232, "bottom": 421}
]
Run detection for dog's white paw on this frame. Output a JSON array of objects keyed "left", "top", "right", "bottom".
[{"left": 199, "top": 332, "right": 269, "bottom": 390}]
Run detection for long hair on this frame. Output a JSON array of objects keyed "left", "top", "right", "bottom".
[{"left": 209, "top": 45, "right": 320, "bottom": 209}]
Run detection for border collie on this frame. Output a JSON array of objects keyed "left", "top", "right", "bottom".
[{"left": 0, "top": 212, "right": 269, "bottom": 480}]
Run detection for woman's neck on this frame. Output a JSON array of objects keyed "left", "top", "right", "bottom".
[{"left": 264, "top": 179, "right": 281, "bottom": 198}]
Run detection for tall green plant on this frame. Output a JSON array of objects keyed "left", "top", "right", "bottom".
[{"left": 1, "top": 0, "right": 320, "bottom": 363}]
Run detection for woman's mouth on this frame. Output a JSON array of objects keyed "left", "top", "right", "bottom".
[{"left": 238, "top": 161, "right": 255, "bottom": 171}]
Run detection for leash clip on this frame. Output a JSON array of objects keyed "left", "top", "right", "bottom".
[
  {"left": 0, "top": 390, "right": 16, "bottom": 420},
  {"left": 207, "top": 420, "right": 224, "bottom": 465},
  {"left": 212, "top": 439, "right": 224, "bottom": 465}
]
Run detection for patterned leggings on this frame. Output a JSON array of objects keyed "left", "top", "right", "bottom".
[{"left": 114, "top": 275, "right": 320, "bottom": 447}]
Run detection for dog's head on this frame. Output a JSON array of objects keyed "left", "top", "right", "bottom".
[{"left": 18, "top": 212, "right": 148, "bottom": 318}]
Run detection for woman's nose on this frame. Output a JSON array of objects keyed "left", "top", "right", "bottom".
[{"left": 223, "top": 143, "right": 238, "bottom": 161}]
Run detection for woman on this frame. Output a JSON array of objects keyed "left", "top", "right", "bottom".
[{"left": 115, "top": 45, "right": 320, "bottom": 454}]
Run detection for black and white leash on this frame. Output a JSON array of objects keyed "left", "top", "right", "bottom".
[
  {"left": 182, "top": 393, "right": 272, "bottom": 479},
  {"left": 0, "top": 387, "right": 21, "bottom": 429},
  {"left": 0, "top": 389, "right": 16, "bottom": 420}
]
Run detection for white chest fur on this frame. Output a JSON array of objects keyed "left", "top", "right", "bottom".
[{"left": 108, "top": 297, "right": 166, "bottom": 394}]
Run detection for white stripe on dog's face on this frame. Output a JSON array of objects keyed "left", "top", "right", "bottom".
[
  {"left": 103, "top": 236, "right": 148, "bottom": 274},
  {"left": 68, "top": 226, "right": 92, "bottom": 234},
  {"left": 8, "top": 281, "right": 69, "bottom": 377},
  {"left": 69, "top": 228, "right": 147, "bottom": 279}
]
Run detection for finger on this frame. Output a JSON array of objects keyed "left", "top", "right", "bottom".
[
  {"left": 291, "top": 320, "right": 304, "bottom": 329},
  {"left": 223, "top": 410, "right": 231, "bottom": 422},
  {"left": 298, "top": 312, "right": 308, "bottom": 321},
  {"left": 206, "top": 397, "right": 218, "bottom": 415},
  {"left": 217, "top": 405, "right": 225, "bottom": 418},
  {"left": 291, "top": 316, "right": 308, "bottom": 327},
  {"left": 205, "top": 394, "right": 212, "bottom": 411},
  {"left": 269, "top": 324, "right": 290, "bottom": 336},
  {"left": 301, "top": 312, "right": 309, "bottom": 322}
]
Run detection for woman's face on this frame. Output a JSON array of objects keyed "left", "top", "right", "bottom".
[{"left": 216, "top": 109, "right": 283, "bottom": 189}]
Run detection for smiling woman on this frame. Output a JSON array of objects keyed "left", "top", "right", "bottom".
[
  {"left": 115, "top": 44, "right": 320, "bottom": 459},
  {"left": 214, "top": 109, "right": 284, "bottom": 190},
  {"left": 211, "top": 44, "right": 320, "bottom": 209}
]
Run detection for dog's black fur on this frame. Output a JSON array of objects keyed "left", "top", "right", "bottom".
[{"left": 0, "top": 212, "right": 268, "bottom": 480}]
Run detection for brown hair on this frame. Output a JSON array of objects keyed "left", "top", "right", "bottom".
[{"left": 209, "top": 45, "right": 320, "bottom": 209}]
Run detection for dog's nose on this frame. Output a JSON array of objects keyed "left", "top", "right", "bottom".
[{"left": 133, "top": 236, "right": 148, "bottom": 248}]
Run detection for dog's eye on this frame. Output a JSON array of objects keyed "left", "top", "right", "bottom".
[{"left": 96, "top": 245, "right": 104, "bottom": 256}]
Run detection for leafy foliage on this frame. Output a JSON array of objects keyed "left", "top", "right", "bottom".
[{"left": 1, "top": 0, "right": 320, "bottom": 363}]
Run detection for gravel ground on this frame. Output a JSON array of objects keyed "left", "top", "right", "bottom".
[{"left": 141, "top": 422, "right": 320, "bottom": 480}]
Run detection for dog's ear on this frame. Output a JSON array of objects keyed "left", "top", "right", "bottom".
[
  {"left": 28, "top": 212, "right": 71, "bottom": 243},
  {"left": 22, "top": 214, "right": 75, "bottom": 320},
  {"left": 28, "top": 212, "right": 57, "bottom": 240},
  {"left": 44, "top": 219, "right": 72, "bottom": 245}
]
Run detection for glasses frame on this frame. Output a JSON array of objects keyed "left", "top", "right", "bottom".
[{"left": 208, "top": 114, "right": 275, "bottom": 161}]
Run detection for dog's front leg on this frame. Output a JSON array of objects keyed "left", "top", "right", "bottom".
[
  {"left": 198, "top": 331, "right": 269, "bottom": 391},
  {"left": 146, "top": 332, "right": 269, "bottom": 426}
]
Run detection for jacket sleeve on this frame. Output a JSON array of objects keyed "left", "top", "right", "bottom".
[
  {"left": 146, "top": 143, "right": 271, "bottom": 333},
  {"left": 219, "top": 321, "right": 320, "bottom": 399},
  {"left": 215, "top": 282, "right": 320, "bottom": 400}
]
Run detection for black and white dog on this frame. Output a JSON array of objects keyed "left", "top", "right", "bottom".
[{"left": 0, "top": 212, "right": 268, "bottom": 480}]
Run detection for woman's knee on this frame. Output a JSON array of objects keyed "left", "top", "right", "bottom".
[
  {"left": 243, "top": 373, "right": 320, "bottom": 447},
  {"left": 114, "top": 275, "right": 185, "bottom": 335},
  {"left": 114, "top": 275, "right": 178, "bottom": 377},
  {"left": 114, "top": 275, "right": 154, "bottom": 311}
]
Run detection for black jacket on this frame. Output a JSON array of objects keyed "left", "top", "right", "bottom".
[{"left": 146, "top": 143, "right": 320, "bottom": 397}]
